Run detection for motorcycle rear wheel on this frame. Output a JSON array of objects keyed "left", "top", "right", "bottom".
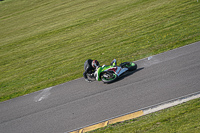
[
  {"left": 101, "top": 71, "right": 118, "bottom": 83},
  {"left": 120, "top": 62, "right": 137, "bottom": 71}
]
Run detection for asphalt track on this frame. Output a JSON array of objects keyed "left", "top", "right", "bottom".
[{"left": 0, "top": 41, "right": 200, "bottom": 133}]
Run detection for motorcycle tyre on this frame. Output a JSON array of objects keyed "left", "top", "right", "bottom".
[
  {"left": 128, "top": 63, "right": 137, "bottom": 71},
  {"left": 101, "top": 72, "right": 118, "bottom": 84},
  {"left": 120, "top": 62, "right": 137, "bottom": 71}
]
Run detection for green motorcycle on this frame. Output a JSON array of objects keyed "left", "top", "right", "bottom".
[{"left": 94, "top": 60, "right": 137, "bottom": 83}]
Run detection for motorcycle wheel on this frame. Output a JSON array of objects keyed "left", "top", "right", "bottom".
[
  {"left": 120, "top": 62, "right": 137, "bottom": 71},
  {"left": 101, "top": 71, "right": 118, "bottom": 83}
]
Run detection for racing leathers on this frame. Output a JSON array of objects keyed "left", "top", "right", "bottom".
[{"left": 83, "top": 59, "right": 95, "bottom": 82}]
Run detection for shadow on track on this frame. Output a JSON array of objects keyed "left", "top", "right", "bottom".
[{"left": 111, "top": 67, "right": 144, "bottom": 83}]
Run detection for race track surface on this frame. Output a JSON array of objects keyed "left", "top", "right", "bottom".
[{"left": 0, "top": 41, "right": 200, "bottom": 133}]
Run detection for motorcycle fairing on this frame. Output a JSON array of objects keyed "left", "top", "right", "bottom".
[{"left": 96, "top": 65, "right": 128, "bottom": 81}]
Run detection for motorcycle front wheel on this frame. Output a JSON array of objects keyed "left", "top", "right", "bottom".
[{"left": 101, "top": 71, "right": 118, "bottom": 83}]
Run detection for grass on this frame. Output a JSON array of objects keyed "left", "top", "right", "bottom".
[
  {"left": 88, "top": 98, "right": 200, "bottom": 133},
  {"left": 0, "top": 0, "right": 200, "bottom": 101}
]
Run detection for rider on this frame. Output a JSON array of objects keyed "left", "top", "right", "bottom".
[
  {"left": 83, "top": 59, "right": 100, "bottom": 82},
  {"left": 83, "top": 59, "right": 117, "bottom": 82}
]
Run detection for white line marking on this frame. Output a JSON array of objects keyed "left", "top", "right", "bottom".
[
  {"left": 148, "top": 56, "right": 153, "bottom": 60},
  {"left": 34, "top": 87, "right": 52, "bottom": 102},
  {"left": 143, "top": 93, "right": 200, "bottom": 115},
  {"left": 66, "top": 91, "right": 200, "bottom": 133}
]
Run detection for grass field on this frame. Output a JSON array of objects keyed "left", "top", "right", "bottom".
[
  {"left": 0, "top": 0, "right": 200, "bottom": 101},
  {"left": 88, "top": 98, "right": 200, "bottom": 133}
]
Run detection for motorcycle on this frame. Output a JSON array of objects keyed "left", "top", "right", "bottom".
[{"left": 91, "top": 60, "right": 137, "bottom": 83}]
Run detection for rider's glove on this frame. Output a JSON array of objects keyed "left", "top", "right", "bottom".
[
  {"left": 90, "top": 73, "right": 94, "bottom": 78},
  {"left": 85, "top": 78, "right": 91, "bottom": 83}
]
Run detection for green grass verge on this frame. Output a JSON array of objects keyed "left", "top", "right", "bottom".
[
  {"left": 88, "top": 98, "right": 200, "bottom": 133},
  {"left": 0, "top": 0, "right": 200, "bottom": 102}
]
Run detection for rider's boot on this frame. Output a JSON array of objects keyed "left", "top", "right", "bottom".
[{"left": 111, "top": 59, "right": 117, "bottom": 66}]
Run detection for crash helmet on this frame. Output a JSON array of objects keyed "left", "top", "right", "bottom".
[{"left": 92, "top": 60, "right": 100, "bottom": 69}]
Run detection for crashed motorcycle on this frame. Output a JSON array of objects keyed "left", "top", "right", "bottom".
[{"left": 90, "top": 60, "right": 137, "bottom": 83}]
